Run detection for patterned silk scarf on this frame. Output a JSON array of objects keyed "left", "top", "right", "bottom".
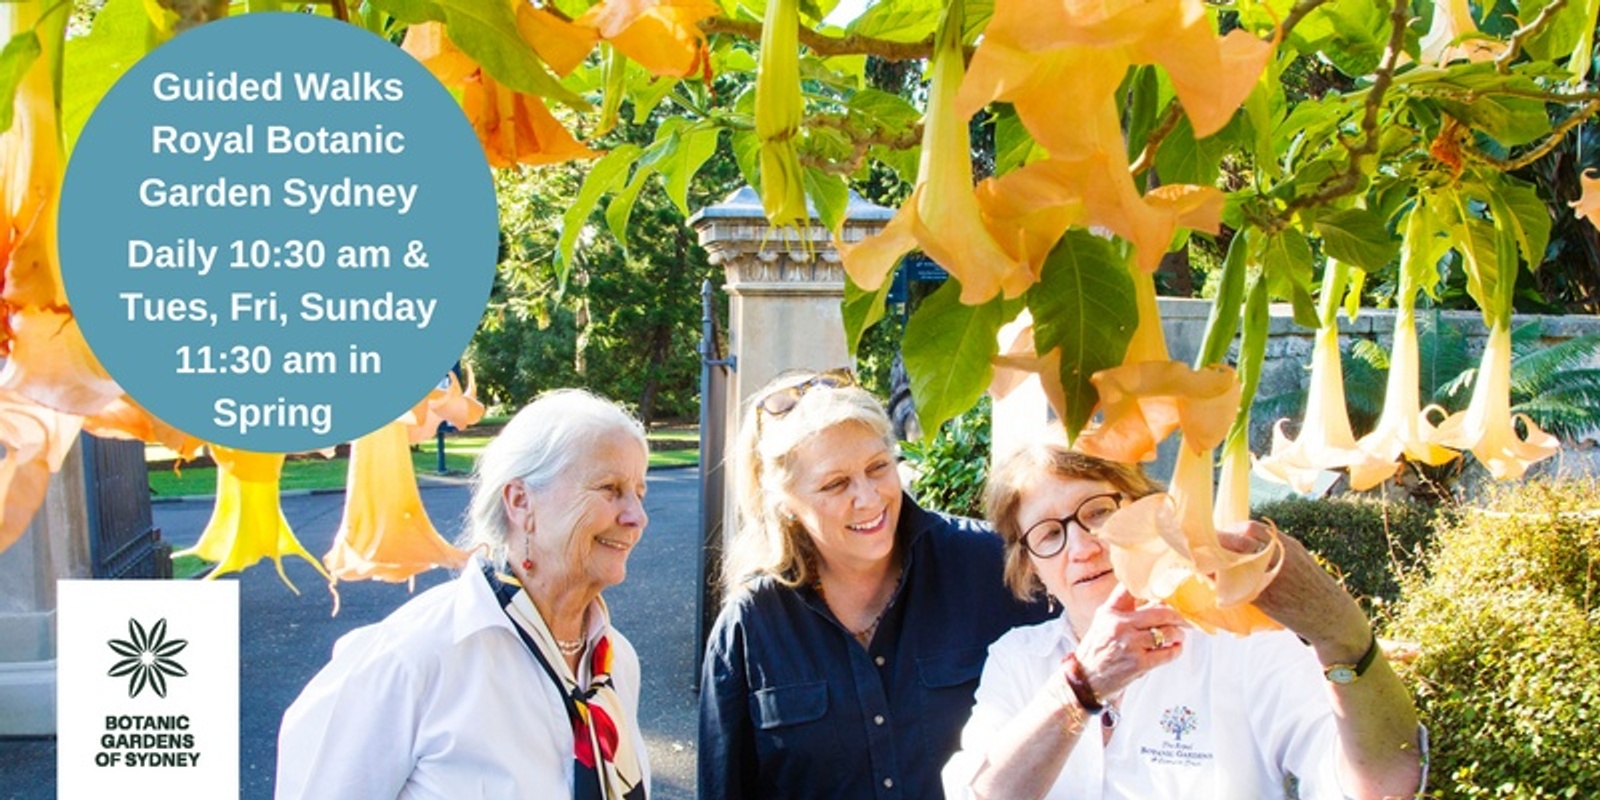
[{"left": 487, "top": 568, "right": 647, "bottom": 800}]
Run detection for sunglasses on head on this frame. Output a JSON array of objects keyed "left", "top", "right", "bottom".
[{"left": 757, "top": 368, "right": 857, "bottom": 417}]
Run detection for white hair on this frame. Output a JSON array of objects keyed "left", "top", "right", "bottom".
[{"left": 460, "top": 388, "right": 647, "bottom": 565}]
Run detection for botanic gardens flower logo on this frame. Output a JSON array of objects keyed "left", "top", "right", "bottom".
[
  {"left": 106, "top": 618, "right": 189, "bottom": 699},
  {"left": 1160, "top": 705, "right": 1198, "bottom": 742}
]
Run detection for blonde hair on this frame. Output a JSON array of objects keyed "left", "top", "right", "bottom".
[
  {"left": 984, "top": 441, "right": 1161, "bottom": 601},
  {"left": 460, "top": 388, "right": 647, "bottom": 566},
  {"left": 723, "top": 371, "right": 894, "bottom": 598}
]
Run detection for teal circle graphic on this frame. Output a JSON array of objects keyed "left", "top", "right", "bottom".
[{"left": 60, "top": 13, "right": 496, "bottom": 452}]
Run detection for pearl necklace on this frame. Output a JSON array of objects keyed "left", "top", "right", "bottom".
[{"left": 555, "top": 637, "right": 585, "bottom": 656}]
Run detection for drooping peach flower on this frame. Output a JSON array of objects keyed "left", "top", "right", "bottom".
[
  {"left": 1430, "top": 323, "right": 1560, "bottom": 479},
  {"left": 323, "top": 421, "right": 467, "bottom": 586},
  {"left": 82, "top": 394, "right": 205, "bottom": 462},
  {"left": 1255, "top": 262, "right": 1393, "bottom": 493},
  {"left": 1100, "top": 436, "right": 1283, "bottom": 635},
  {"left": 460, "top": 73, "right": 600, "bottom": 168},
  {"left": 840, "top": 3, "right": 1029, "bottom": 304},
  {"left": 1351, "top": 210, "right": 1458, "bottom": 489},
  {"left": 401, "top": 22, "right": 599, "bottom": 168},
  {"left": 575, "top": 0, "right": 719, "bottom": 79},
  {"left": 517, "top": 4, "right": 601, "bottom": 77},
  {"left": 0, "top": 389, "right": 83, "bottom": 552},
  {"left": 1570, "top": 168, "right": 1600, "bottom": 231},
  {"left": 1418, "top": 0, "right": 1508, "bottom": 64},
  {"left": 955, "top": 0, "right": 1268, "bottom": 271},
  {"left": 173, "top": 448, "right": 331, "bottom": 593},
  {"left": 405, "top": 368, "right": 487, "bottom": 445},
  {"left": 1075, "top": 269, "right": 1239, "bottom": 462},
  {"left": 325, "top": 371, "right": 484, "bottom": 586}
]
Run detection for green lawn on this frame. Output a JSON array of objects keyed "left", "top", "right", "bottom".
[{"left": 148, "top": 430, "right": 697, "bottom": 499}]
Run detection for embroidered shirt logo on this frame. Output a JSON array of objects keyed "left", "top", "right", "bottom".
[
  {"left": 1160, "top": 705, "right": 1198, "bottom": 742},
  {"left": 107, "top": 618, "right": 189, "bottom": 699}
]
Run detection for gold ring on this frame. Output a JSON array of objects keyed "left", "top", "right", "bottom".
[{"left": 1150, "top": 627, "right": 1166, "bottom": 649}]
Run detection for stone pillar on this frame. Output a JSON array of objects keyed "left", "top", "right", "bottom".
[
  {"left": 0, "top": 440, "right": 92, "bottom": 735},
  {"left": 688, "top": 186, "right": 891, "bottom": 566},
  {"left": 690, "top": 187, "right": 892, "bottom": 421}
]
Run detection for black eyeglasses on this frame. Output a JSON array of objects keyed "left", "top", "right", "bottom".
[
  {"left": 757, "top": 369, "right": 857, "bottom": 417},
  {"left": 1021, "top": 492, "right": 1125, "bottom": 559}
]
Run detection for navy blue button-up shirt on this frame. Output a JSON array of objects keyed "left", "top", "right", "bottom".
[{"left": 698, "top": 494, "right": 1049, "bottom": 800}]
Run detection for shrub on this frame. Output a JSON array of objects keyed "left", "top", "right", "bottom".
[
  {"left": 901, "top": 397, "right": 991, "bottom": 519},
  {"left": 1387, "top": 478, "right": 1600, "bottom": 798},
  {"left": 1252, "top": 494, "right": 1437, "bottom": 616}
]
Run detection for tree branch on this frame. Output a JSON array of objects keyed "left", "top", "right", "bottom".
[
  {"left": 1129, "top": 101, "right": 1185, "bottom": 176},
  {"left": 1278, "top": 0, "right": 1340, "bottom": 44},
  {"left": 1273, "top": 0, "right": 1410, "bottom": 228},
  {"left": 701, "top": 17, "right": 935, "bottom": 61},
  {"left": 1496, "top": 0, "right": 1569, "bottom": 73}
]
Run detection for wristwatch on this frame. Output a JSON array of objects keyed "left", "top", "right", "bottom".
[{"left": 1323, "top": 632, "right": 1379, "bottom": 685}]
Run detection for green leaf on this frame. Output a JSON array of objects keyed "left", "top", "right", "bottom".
[
  {"left": 1524, "top": 0, "right": 1600, "bottom": 62},
  {"left": 1125, "top": 67, "right": 1159, "bottom": 164},
  {"left": 62, "top": 0, "right": 149, "bottom": 154},
  {"left": 1153, "top": 115, "right": 1224, "bottom": 186},
  {"left": 847, "top": 0, "right": 943, "bottom": 43},
  {"left": 903, "top": 279, "right": 1013, "bottom": 440},
  {"left": 0, "top": 32, "right": 40, "bottom": 134},
  {"left": 661, "top": 125, "right": 721, "bottom": 216},
  {"left": 1443, "top": 187, "right": 1508, "bottom": 327},
  {"left": 367, "top": 0, "right": 445, "bottom": 23},
  {"left": 1315, "top": 207, "right": 1399, "bottom": 272},
  {"left": 847, "top": 88, "right": 921, "bottom": 133},
  {"left": 1401, "top": 197, "right": 1448, "bottom": 300},
  {"left": 630, "top": 76, "right": 681, "bottom": 124},
  {"left": 802, "top": 167, "right": 848, "bottom": 233},
  {"left": 994, "top": 105, "right": 1039, "bottom": 176},
  {"left": 557, "top": 144, "right": 642, "bottom": 270},
  {"left": 435, "top": 0, "right": 588, "bottom": 110},
  {"left": 1196, "top": 230, "right": 1249, "bottom": 369},
  {"left": 1027, "top": 230, "right": 1139, "bottom": 439},
  {"left": 1487, "top": 175, "right": 1551, "bottom": 271},
  {"left": 731, "top": 127, "right": 763, "bottom": 195},
  {"left": 1293, "top": 0, "right": 1389, "bottom": 76},
  {"left": 1435, "top": 95, "right": 1549, "bottom": 148},
  {"left": 1258, "top": 228, "right": 1319, "bottom": 328},
  {"left": 605, "top": 163, "right": 658, "bottom": 251},
  {"left": 843, "top": 272, "right": 894, "bottom": 358}
]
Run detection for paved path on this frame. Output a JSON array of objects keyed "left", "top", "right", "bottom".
[{"left": 0, "top": 467, "right": 704, "bottom": 800}]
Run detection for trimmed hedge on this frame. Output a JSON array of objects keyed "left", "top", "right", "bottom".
[
  {"left": 1388, "top": 479, "right": 1600, "bottom": 798},
  {"left": 1252, "top": 494, "right": 1436, "bottom": 616}
]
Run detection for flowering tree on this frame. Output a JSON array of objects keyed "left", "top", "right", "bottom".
[{"left": 3, "top": 0, "right": 1598, "bottom": 612}]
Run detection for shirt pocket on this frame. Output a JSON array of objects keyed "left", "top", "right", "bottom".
[
  {"left": 751, "top": 681, "right": 829, "bottom": 729},
  {"left": 916, "top": 647, "right": 987, "bottom": 756},
  {"left": 748, "top": 681, "right": 842, "bottom": 790}
]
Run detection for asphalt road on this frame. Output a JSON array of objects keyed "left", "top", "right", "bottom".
[{"left": 0, "top": 466, "right": 704, "bottom": 800}]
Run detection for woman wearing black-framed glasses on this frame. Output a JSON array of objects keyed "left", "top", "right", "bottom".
[
  {"left": 941, "top": 441, "right": 1425, "bottom": 799},
  {"left": 698, "top": 369, "right": 1048, "bottom": 800}
]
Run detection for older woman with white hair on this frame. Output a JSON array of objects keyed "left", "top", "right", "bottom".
[
  {"left": 698, "top": 369, "right": 1047, "bottom": 799},
  {"left": 277, "top": 389, "right": 652, "bottom": 800}
]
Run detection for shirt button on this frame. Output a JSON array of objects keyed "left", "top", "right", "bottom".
[
  {"left": 883, "top": 778, "right": 894, "bottom": 789},
  {"left": 874, "top": 714, "right": 885, "bottom": 726},
  {"left": 874, "top": 656, "right": 886, "bottom": 666}
]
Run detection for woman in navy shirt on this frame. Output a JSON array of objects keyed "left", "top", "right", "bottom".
[{"left": 698, "top": 370, "right": 1046, "bottom": 799}]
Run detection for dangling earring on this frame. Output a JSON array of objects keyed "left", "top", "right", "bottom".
[
  {"left": 1047, "top": 594, "right": 1058, "bottom": 613},
  {"left": 521, "top": 527, "right": 534, "bottom": 572}
]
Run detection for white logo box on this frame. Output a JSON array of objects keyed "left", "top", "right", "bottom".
[{"left": 58, "top": 580, "right": 239, "bottom": 798}]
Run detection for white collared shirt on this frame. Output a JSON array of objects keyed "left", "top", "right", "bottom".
[
  {"left": 276, "top": 559, "right": 650, "bottom": 799},
  {"left": 943, "top": 615, "right": 1348, "bottom": 799}
]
